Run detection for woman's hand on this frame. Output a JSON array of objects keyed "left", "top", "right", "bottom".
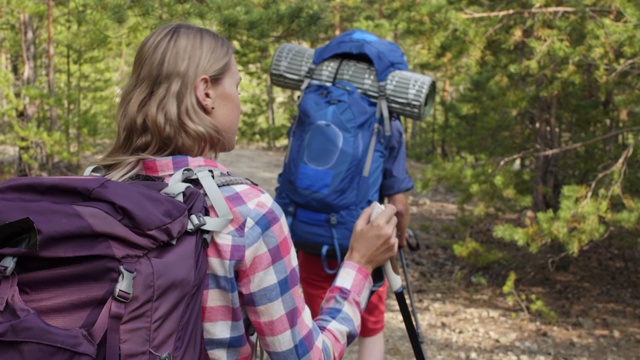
[{"left": 344, "top": 202, "right": 398, "bottom": 273}]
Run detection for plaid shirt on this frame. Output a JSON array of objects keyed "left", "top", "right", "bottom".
[{"left": 140, "top": 156, "right": 373, "bottom": 360}]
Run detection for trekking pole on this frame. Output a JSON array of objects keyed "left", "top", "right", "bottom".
[
  {"left": 399, "top": 247, "right": 425, "bottom": 344},
  {"left": 371, "top": 204, "right": 426, "bottom": 360},
  {"left": 384, "top": 258, "right": 426, "bottom": 360}
]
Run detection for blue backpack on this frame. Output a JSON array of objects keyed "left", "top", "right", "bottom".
[{"left": 275, "top": 30, "right": 409, "bottom": 273}]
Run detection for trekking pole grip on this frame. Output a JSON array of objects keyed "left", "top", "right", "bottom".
[
  {"left": 370, "top": 203, "right": 402, "bottom": 292},
  {"left": 383, "top": 257, "right": 403, "bottom": 293}
]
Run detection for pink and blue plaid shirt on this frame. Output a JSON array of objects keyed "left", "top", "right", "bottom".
[{"left": 139, "top": 156, "right": 373, "bottom": 360}]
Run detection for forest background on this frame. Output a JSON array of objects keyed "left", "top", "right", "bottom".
[{"left": 1, "top": 0, "right": 639, "bottom": 327}]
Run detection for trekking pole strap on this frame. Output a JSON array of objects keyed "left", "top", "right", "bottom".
[{"left": 406, "top": 228, "right": 420, "bottom": 251}]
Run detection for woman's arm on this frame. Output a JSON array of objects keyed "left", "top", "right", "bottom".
[{"left": 238, "top": 192, "right": 396, "bottom": 359}]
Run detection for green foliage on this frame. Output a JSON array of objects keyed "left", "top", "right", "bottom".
[
  {"left": 494, "top": 169, "right": 640, "bottom": 256},
  {"left": 502, "top": 271, "right": 557, "bottom": 323},
  {"left": 415, "top": 0, "right": 640, "bottom": 262},
  {"left": 452, "top": 237, "right": 506, "bottom": 266},
  {"left": 470, "top": 273, "right": 488, "bottom": 287},
  {"left": 206, "top": 0, "right": 329, "bottom": 147},
  {"left": 493, "top": 185, "right": 604, "bottom": 255},
  {"left": 405, "top": 119, "right": 438, "bottom": 161},
  {"left": 420, "top": 155, "right": 531, "bottom": 215},
  {"left": 528, "top": 294, "right": 558, "bottom": 323}
]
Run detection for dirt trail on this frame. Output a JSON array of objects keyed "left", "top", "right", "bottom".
[{"left": 219, "top": 146, "right": 640, "bottom": 360}]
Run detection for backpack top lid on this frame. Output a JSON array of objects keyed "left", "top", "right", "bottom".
[{"left": 313, "top": 29, "right": 409, "bottom": 82}]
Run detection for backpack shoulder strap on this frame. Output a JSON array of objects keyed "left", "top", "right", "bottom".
[
  {"left": 83, "top": 165, "right": 105, "bottom": 176},
  {"left": 162, "top": 167, "right": 253, "bottom": 233}
]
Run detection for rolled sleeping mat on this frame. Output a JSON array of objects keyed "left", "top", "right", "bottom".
[
  {"left": 386, "top": 71, "right": 436, "bottom": 120},
  {"left": 311, "top": 58, "right": 342, "bottom": 85},
  {"left": 270, "top": 43, "right": 314, "bottom": 90},
  {"left": 270, "top": 43, "right": 436, "bottom": 120},
  {"left": 333, "top": 60, "right": 436, "bottom": 120},
  {"left": 330, "top": 59, "right": 436, "bottom": 120}
]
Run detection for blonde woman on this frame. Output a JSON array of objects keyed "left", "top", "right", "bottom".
[{"left": 98, "top": 23, "right": 398, "bottom": 360}]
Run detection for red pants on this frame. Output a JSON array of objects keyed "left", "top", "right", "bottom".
[{"left": 297, "top": 251, "right": 387, "bottom": 337}]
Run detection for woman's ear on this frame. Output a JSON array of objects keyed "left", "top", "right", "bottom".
[{"left": 195, "top": 75, "right": 214, "bottom": 113}]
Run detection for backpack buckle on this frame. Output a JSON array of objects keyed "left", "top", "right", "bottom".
[
  {"left": 114, "top": 265, "right": 136, "bottom": 302},
  {"left": 182, "top": 168, "right": 196, "bottom": 180},
  {"left": 189, "top": 214, "right": 207, "bottom": 231},
  {"left": 329, "top": 214, "right": 338, "bottom": 225},
  {"left": 0, "top": 256, "right": 17, "bottom": 277}
]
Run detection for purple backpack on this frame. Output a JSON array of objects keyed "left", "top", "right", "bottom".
[{"left": 0, "top": 167, "right": 249, "bottom": 359}]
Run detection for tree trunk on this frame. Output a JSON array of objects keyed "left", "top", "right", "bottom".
[
  {"left": 0, "top": 6, "right": 8, "bottom": 125},
  {"left": 48, "top": 0, "right": 58, "bottom": 131},
  {"left": 440, "top": 63, "right": 451, "bottom": 158},
  {"left": 65, "top": 1, "right": 72, "bottom": 150},
  {"left": 409, "top": 118, "right": 417, "bottom": 142},
  {"left": 602, "top": 89, "right": 616, "bottom": 153},
  {"left": 333, "top": 3, "right": 341, "bottom": 36},
  {"left": 75, "top": 57, "right": 82, "bottom": 168},
  {"left": 547, "top": 94, "right": 560, "bottom": 207},
  {"left": 17, "top": 11, "right": 39, "bottom": 177},
  {"left": 45, "top": 0, "right": 58, "bottom": 173},
  {"left": 532, "top": 92, "right": 559, "bottom": 211},
  {"left": 266, "top": 73, "right": 275, "bottom": 149}
]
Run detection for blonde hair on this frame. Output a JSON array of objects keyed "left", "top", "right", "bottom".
[{"left": 99, "top": 23, "right": 234, "bottom": 180}]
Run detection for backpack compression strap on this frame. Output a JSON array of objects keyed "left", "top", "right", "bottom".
[{"left": 376, "top": 82, "right": 392, "bottom": 136}]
